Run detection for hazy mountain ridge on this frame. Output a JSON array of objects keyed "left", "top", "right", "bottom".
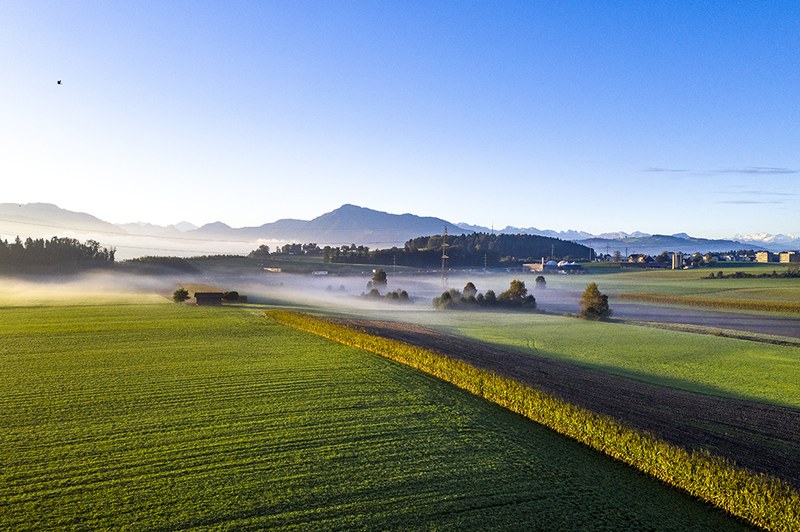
[
  {"left": 1, "top": 203, "right": 796, "bottom": 258},
  {"left": 191, "top": 204, "right": 458, "bottom": 247},
  {"left": 118, "top": 221, "right": 199, "bottom": 236},
  {"left": 578, "top": 234, "right": 768, "bottom": 256},
  {"left": 456, "top": 222, "right": 653, "bottom": 242},
  {"left": 0, "top": 203, "right": 126, "bottom": 235}
]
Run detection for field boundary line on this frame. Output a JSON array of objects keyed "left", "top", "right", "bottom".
[{"left": 268, "top": 309, "right": 800, "bottom": 532}]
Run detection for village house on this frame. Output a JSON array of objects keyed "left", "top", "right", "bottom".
[
  {"left": 755, "top": 251, "right": 775, "bottom": 263},
  {"left": 779, "top": 251, "right": 799, "bottom": 263}
]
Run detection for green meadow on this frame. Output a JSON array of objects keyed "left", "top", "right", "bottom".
[
  {"left": 579, "top": 267, "right": 800, "bottom": 312},
  {"left": 391, "top": 310, "right": 800, "bottom": 408},
  {"left": 1, "top": 303, "right": 746, "bottom": 529}
]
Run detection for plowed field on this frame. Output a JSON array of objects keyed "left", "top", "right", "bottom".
[{"left": 337, "top": 318, "right": 800, "bottom": 490}]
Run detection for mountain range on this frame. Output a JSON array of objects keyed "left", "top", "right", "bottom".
[{"left": 0, "top": 202, "right": 797, "bottom": 259}]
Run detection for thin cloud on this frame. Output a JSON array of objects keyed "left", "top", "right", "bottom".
[
  {"left": 640, "top": 167, "right": 690, "bottom": 173},
  {"left": 718, "top": 200, "right": 784, "bottom": 205},
  {"left": 741, "top": 190, "right": 798, "bottom": 197},
  {"left": 716, "top": 167, "right": 799, "bottom": 175}
]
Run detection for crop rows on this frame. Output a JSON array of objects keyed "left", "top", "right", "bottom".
[
  {"left": 2, "top": 304, "right": 747, "bottom": 529},
  {"left": 269, "top": 310, "right": 800, "bottom": 531}
]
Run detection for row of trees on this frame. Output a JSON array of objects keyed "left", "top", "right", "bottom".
[
  {"left": 433, "top": 279, "right": 611, "bottom": 320},
  {"left": 0, "top": 236, "right": 116, "bottom": 273},
  {"left": 433, "top": 280, "right": 537, "bottom": 310}
]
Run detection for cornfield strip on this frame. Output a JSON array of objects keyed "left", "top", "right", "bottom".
[
  {"left": 269, "top": 310, "right": 800, "bottom": 531},
  {"left": 619, "top": 292, "right": 800, "bottom": 314}
]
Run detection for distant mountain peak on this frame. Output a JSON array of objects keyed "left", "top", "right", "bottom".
[{"left": 199, "top": 221, "right": 232, "bottom": 230}]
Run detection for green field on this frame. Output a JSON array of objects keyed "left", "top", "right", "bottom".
[
  {"left": 1, "top": 303, "right": 746, "bottom": 529},
  {"left": 581, "top": 267, "right": 800, "bottom": 307},
  {"left": 375, "top": 309, "right": 800, "bottom": 408}
]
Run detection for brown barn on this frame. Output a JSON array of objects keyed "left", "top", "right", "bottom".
[{"left": 194, "top": 292, "right": 224, "bottom": 306}]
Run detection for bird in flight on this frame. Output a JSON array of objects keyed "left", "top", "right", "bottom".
[{"left": 57, "top": 80, "right": 62, "bottom": 85}]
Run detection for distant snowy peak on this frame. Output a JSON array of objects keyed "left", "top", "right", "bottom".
[
  {"left": 455, "top": 223, "right": 649, "bottom": 241},
  {"left": 455, "top": 223, "right": 594, "bottom": 241},
  {"left": 734, "top": 232, "right": 800, "bottom": 244},
  {"left": 597, "top": 231, "right": 651, "bottom": 240},
  {"left": 733, "top": 232, "right": 800, "bottom": 252}
]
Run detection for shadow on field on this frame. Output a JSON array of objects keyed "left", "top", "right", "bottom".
[{"left": 338, "top": 318, "right": 800, "bottom": 491}]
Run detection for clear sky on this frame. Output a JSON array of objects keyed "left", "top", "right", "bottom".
[{"left": 2, "top": 1, "right": 798, "bottom": 238}]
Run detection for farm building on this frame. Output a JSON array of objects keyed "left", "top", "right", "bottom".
[
  {"left": 524, "top": 260, "right": 583, "bottom": 274},
  {"left": 194, "top": 292, "right": 225, "bottom": 306},
  {"left": 524, "top": 259, "right": 559, "bottom": 273}
]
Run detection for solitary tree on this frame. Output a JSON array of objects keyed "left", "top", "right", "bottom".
[
  {"left": 462, "top": 281, "right": 478, "bottom": 299},
  {"left": 172, "top": 287, "right": 190, "bottom": 304},
  {"left": 498, "top": 279, "right": 536, "bottom": 308},
  {"left": 578, "top": 282, "right": 611, "bottom": 320},
  {"left": 535, "top": 275, "right": 546, "bottom": 289},
  {"left": 367, "top": 268, "right": 388, "bottom": 289}
]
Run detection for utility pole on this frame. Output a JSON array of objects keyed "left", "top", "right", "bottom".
[{"left": 441, "top": 226, "right": 449, "bottom": 287}]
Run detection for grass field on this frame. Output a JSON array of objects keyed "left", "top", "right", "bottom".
[
  {"left": 582, "top": 267, "right": 800, "bottom": 311},
  {"left": 0, "top": 302, "right": 747, "bottom": 529},
  {"left": 435, "top": 267, "right": 800, "bottom": 318},
  {"left": 377, "top": 310, "right": 800, "bottom": 408}
]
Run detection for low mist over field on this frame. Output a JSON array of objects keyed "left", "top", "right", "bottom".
[{"left": 0, "top": 272, "right": 176, "bottom": 306}]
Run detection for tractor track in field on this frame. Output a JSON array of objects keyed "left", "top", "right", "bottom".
[{"left": 334, "top": 317, "right": 800, "bottom": 490}]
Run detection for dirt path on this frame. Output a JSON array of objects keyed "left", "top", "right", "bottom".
[{"left": 336, "top": 318, "right": 800, "bottom": 490}]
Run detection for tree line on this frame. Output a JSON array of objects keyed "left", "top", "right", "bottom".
[
  {"left": 0, "top": 236, "right": 116, "bottom": 273},
  {"left": 249, "top": 233, "right": 592, "bottom": 268}
]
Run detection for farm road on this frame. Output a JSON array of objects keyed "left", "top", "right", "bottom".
[
  {"left": 610, "top": 302, "right": 800, "bottom": 339},
  {"left": 337, "top": 318, "right": 800, "bottom": 490},
  {"left": 534, "top": 291, "right": 800, "bottom": 340}
]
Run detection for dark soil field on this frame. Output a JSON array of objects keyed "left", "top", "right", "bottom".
[{"left": 337, "top": 317, "right": 800, "bottom": 490}]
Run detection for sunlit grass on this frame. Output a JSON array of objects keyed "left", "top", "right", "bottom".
[
  {"left": 272, "top": 310, "right": 799, "bottom": 531},
  {"left": 1, "top": 303, "right": 748, "bottom": 530},
  {"left": 391, "top": 310, "right": 800, "bottom": 407}
]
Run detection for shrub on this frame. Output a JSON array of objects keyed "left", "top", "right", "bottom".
[{"left": 172, "top": 288, "right": 190, "bottom": 304}]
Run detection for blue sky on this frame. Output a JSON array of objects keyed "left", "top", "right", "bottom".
[{"left": 2, "top": 1, "right": 798, "bottom": 238}]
